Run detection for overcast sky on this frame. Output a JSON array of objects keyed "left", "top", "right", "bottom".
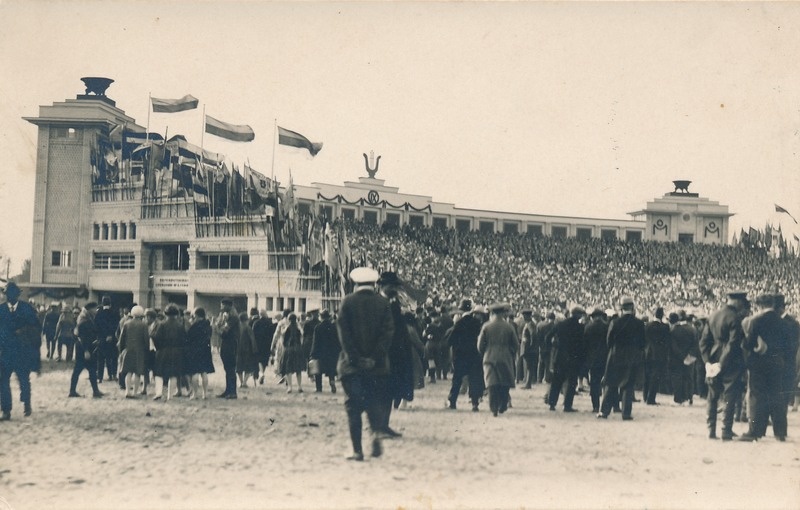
[{"left": 1, "top": 1, "right": 799, "bottom": 273}]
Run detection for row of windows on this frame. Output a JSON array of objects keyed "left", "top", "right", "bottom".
[
  {"left": 197, "top": 254, "right": 250, "bottom": 270},
  {"left": 93, "top": 253, "right": 136, "bottom": 270},
  {"left": 93, "top": 222, "right": 137, "bottom": 241}
]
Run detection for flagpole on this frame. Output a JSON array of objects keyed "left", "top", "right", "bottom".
[
  {"left": 146, "top": 93, "right": 151, "bottom": 143},
  {"left": 201, "top": 105, "right": 206, "bottom": 150},
  {"left": 270, "top": 118, "right": 277, "bottom": 181}
]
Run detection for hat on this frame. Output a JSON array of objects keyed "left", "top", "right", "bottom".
[
  {"left": 774, "top": 294, "right": 787, "bottom": 309},
  {"left": 620, "top": 296, "right": 634, "bottom": 306},
  {"left": 164, "top": 304, "right": 180, "bottom": 317},
  {"left": 521, "top": 309, "right": 533, "bottom": 315},
  {"left": 473, "top": 305, "right": 487, "bottom": 315},
  {"left": 220, "top": 297, "right": 233, "bottom": 305},
  {"left": 377, "top": 271, "right": 402, "bottom": 286},
  {"left": 489, "top": 302, "right": 510, "bottom": 313},
  {"left": 590, "top": 307, "right": 605, "bottom": 318},
  {"left": 350, "top": 267, "right": 380, "bottom": 284},
  {"left": 3, "top": 282, "right": 21, "bottom": 298},
  {"left": 726, "top": 291, "right": 748, "bottom": 301},
  {"left": 570, "top": 306, "right": 585, "bottom": 316},
  {"left": 320, "top": 309, "right": 331, "bottom": 320},
  {"left": 130, "top": 305, "right": 145, "bottom": 317},
  {"left": 145, "top": 308, "right": 157, "bottom": 318},
  {"left": 50, "top": 301, "right": 59, "bottom": 307},
  {"left": 84, "top": 301, "right": 98, "bottom": 310},
  {"left": 307, "top": 308, "right": 319, "bottom": 315},
  {"left": 101, "top": 296, "right": 111, "bottom": 306},
  {"left": 458, "top": 299, "right": 473, "bottom": 312}
]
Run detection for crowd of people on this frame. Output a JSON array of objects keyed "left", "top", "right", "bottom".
[{"left": 0, "top": 221, "right": 798, "bottom": 459}]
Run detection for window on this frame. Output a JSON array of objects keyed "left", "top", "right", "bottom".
[
  {"left": 432, "top": 217, "right": 448, "bottom": 229},
  {"left": 385, "top": 212, "right": 400, "bottom": 226},
  {"left": 456, "top": 219, "right": 471, "bottom": 232},
  {"left": 265, "top": 297, "right": 274, "bottom": 312},
  {"left": 102, "top": 223, "right": 109, "bottom": 240},
  {"left": 678, "top": 233, "right": 694, "bottom": 244},
  {"left": 479, "top": 221, "right": 494, "bottom": 234},
  {"left": 51, "top": 250, "right": 72, "bottom": 268},
  {"left": 298, "top": 203, "right": 311, "bottom": 217},
  {"left": 198, "top": 253, "right": 250, "bottom": 270},
  {"left": 50, "top": 127, "right": 81, "bottom": 139},
  {"left": 120, "top": 223, "right": 127, "bottom": 240},
  {"left": 277, "top": 297, "right": 285, "bottom": 311},
  {"left": 342, "top": 208, "right": 356, "bottom": 221},
  {"left": 409, "top": 214, "right": 424, "bottom": 227},
  {"left": 527, "top": 224, "right": 543, "bottom": 237},
  {"left": 111, "top": 223, "right": 118, "bottom": 240},
  {"left": 298, "top": 298, "right": 307, "bottom": 313},
  {"left": 601, "top": 229, "right": 617, "bottom": 241},
  {"left": 551, "top": 226, "right": 568, "bottom": 239},
  {"left": 129, "top": 223, "right": 137, "bottom": 240},
  {"left": 576, "top": 227, "right": 592, "bottom": 241},
  {"left": 364, "top": 210, "right": 378, "bottom": 225},
  {"left": 503, "top": 222, "right": 518, "bottom": 235},
  {"left": 626, "top": 231, "right": 643, "bottom": 242},
  {"left": 93, "top": 253, "right": 135, "bottom": 270},
  {"left": 161, "top": 244, "right": 190, "bottom": 271},
  {"left": 319, "top": 205, "right": 333, "bottom": 220},
  {"left": 93, "top": 224, "right": 100, "bottom": 241}
]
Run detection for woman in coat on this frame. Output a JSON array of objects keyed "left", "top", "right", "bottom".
[
  {"left": 279, "top": 314, "right": 305, "bottom": 393},
  {"left": 185, "top": 307, "right": 215, "bottom": 399},
  {"left": 151, "top": 304, "right": 186, "bottom": 401},
  {"left": 309, "top": 309, "right": 341, "bottom": 393},
  {"left": 236, "top": 312, "right": 258, "bottom": 388},
  {"left": 118, "top": 305, "right": 150, "bottom": 398},
  {"left": 55, "top": 307, "right": 79, "bottom": 362},
  {"left": 477, "top": 303, "right": 518, "bottom": 417}
]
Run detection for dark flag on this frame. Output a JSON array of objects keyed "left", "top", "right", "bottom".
[{"left": 775, "top": 204, "right": 798, "bottom": 224}]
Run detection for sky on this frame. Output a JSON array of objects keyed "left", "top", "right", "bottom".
[{"left": 1, "top": 1, "right": 799, "bottom": 274}]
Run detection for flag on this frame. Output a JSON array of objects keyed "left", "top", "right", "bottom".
[
  {"left": 324, "top": 222, "right": 339, "bottom": 270},
  {"left": 193, "top": 157, "right": 209, "bottom": 205},
  {"left": 775, "top": 204, "right": 798, "bottom": 224},
  {"left": 278, "top": 126, "right": 323, "bottom": 156},
  {"left": 228, "top": 165, "right": 245, "bottom": 216},
  {"left": 248, "top": 168, "right": 272, "bottom": 201},
  {"left": 307, "top": 216, "right": 324, "bottom": 268},
  {"left": 205, "top": 115, "right": 255, "bottom": 142},
  {"left": 151, "top": 94, "right": 199, "bottom": 113}
]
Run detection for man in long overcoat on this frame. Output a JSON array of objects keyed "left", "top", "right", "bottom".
[
  {"left": 547, "top": 306, "right": 585, "bottom": 412},
  {"left": 337, "top": 267, "right": 394, "bottom": 461},
  {"left": 598, "top": 296, "right": 645, "bottom": 420},
  {"left": 478, "top": 303, "right": 518, "bottom": 417},
  {"left": 446, "top": 299, "right": 485, "bottom": 411},
  {"left": 699, "top": 291, "right": 748, "bottom": 440},
  {"left": 0, "top": 282, "right": 41, "bottom": 419},
  {"left": 643, "top": 307, "right": 670, "bottom": 405}
]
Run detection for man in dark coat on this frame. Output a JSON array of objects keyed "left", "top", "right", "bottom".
[
  {"left": 668, "top": 311, "right": 698, "bottom": 405},
  {"left": 583, "top": 308, "right": 608, "bottom": 414},
  {"left": 42, "top": 302, "right": 60, "bottom": 360},
  {"left": 216, "top": 297, "right": 240, "bottom": 399},
  {"left": 536, "top": 312, "right": 557, "bottom": 385},
  {"left": 775, "top": 294, "right": 799, "bottom": 410},
  {"left": 70, "top": 302, "right": 104, "bottom": 399},
  {"left": 336, "top": 267, "right": 394, "bottom": 461},
  {"left": 598, "top": 297, "right": 646, "bottom": 420},
  {"left": 446, "top": 299, "right": 485, "bottom": 411},
  {"left": 252, "top": 310, "right": 272, "bottom": 385},
  {"left": 0, "top": 282, "right": 41, "bottom": 419},
  {"left": 519, "top": 310, "right": 537, "bottom": 389},
  {"left": 95, "top": 296, "right": 119, "bottom": 383},
  {"left": 310, "top": 309, "right": 340, "bottom": 393},
  {"left": 302, "top": 309, "right": 320, "bottom": 365},
  {"left": 151, "top": 304, "right": 186, "bottom": 401},
  {"left": 377, "top": 271, "right": 413, "bottom": 436},
  {"left": 548, "top": 306, "right": 585, "bottom": 412},
  {"left": 739, "top": 294, "right": 788, "bottom": 441},
  {"left": 699, "top": 291, "right": 748, "bottom": 440},
  {"left": 643, "top": 307, "right": 670, "bottom": 405}
]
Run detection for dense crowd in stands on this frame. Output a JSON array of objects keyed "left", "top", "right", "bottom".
[{"left": 344, "top": 220, "right": 800, "bottom": 317}]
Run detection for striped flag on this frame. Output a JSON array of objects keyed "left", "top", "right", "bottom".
[
  {"left": 151, "top": 94, "right": 199, "bottom": 113},
  {"left": 278, "top": 126, "right": 323, "bottom": 156},
  {"left": 775, "top": 204, "right": 798, "bottom": 224},
  {"left": 205, "top": 115, "right": 255, "bottom": 142}
]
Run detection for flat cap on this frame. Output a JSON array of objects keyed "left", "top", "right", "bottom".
[{"left": 350, "top": 267, "right": 380, "bottom": 284}]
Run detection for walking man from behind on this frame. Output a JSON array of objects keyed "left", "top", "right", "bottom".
[{"left": 337, "top": 267, "right": 394, "bottom": 461}]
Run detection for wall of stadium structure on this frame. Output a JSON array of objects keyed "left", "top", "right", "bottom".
[{"left": 21, "top": 83, "right": 731, "bottom": 314}]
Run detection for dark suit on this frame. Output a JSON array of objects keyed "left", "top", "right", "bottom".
[
  {"left": 0, "top": 300, "right": 40, "bottom": 414},
  {"left": 447, "top": 313, "right": 485, "bottom": 407},
  {"left": 94, "top": 307, "right": 119, "bottom": 382},
  {"left": 219, "top": 308, "right": 240, "bottom": 396},
  {"left": 743, "top": 310, "right": 788, "bottom": 438},
  {"left": 699, "top": 304, "right": 746, "bottom": 439},
  {"left": 70, "top": 310, "right": 101, "bottom": 396},
  {"left": 547, "top": 315, "right": 584, "bottom": 411},
  {"left": 336, "top": 287, "right": 393, "bottom": 454},
  {"left": 643, "top": 320, "right": 670, "bottom": 404},
  {"left": 668, "top": 322, "right": 697, "bottom": 404},
  {"left": 600, "top": 313, "right": 645, "bottom": 418},
  {"left": 535, "top": 319, "right": 556, "bottom": 383},
  {"left": 583, "top": 318, "right": 608, "bottom": 412}
]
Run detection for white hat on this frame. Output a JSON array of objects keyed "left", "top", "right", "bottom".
[
  {"left": 130, "top": 305, "right": 145, "bottom": 317},
  {"left": 349, "top": 267, "right": 380, "bottom": 284}
]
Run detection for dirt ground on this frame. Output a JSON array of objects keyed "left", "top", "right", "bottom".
[{"left": 0, "top": 355, "right": 798, "bottom": 510}]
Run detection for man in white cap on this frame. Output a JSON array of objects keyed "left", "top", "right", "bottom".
[
  {"left": 598, "top": 296, "right": 645, "bottom": 421},
  {"left": 336, "top": 267, "right": 394, "bottom": 461}
]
